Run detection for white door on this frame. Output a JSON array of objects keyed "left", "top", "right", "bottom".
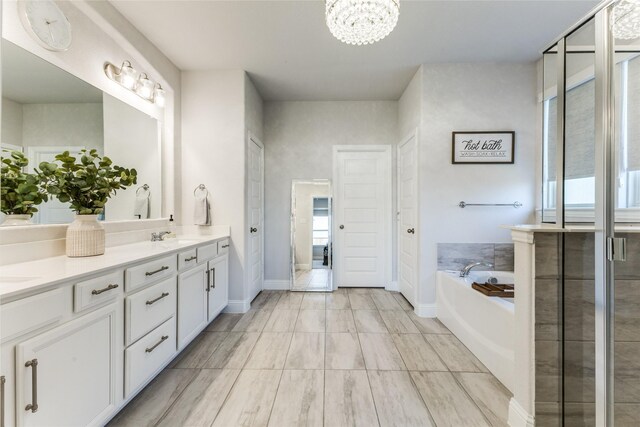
[
  {"left": 16, "top": 303, "right": 121, "bottom": 427},
  {"left": 177, "top": 264, "right": 208, "bottom": 349},
  {"left": 247, "top": 134, "right": 264, "bottom": 301},
  {"left": 27, "top": 146, "right": 84, "bottom": 224},
  {"left": 334, "top": 145, "right": 392, "bottom": 287},
  {"left": 398, "top": 131, "right": 419, "bottom": 307},
  {"left": 208, "top": 254, "right": 229, "bottom": 321}
]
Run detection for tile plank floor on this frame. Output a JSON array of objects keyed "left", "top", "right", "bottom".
[{"left": 109, "top": 288, "right": 511, "bottom": 427}]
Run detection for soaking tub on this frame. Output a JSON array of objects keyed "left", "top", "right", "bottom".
[{"left": 436, "top": 270, "right": 515, "bottom": 393}]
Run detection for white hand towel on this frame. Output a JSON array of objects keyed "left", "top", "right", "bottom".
[
  {"left": 194, "top": 193, "right": 211, "bottom": 225},
  {"left": 134, "top": 194, "right": 150, "bottom": 219}
]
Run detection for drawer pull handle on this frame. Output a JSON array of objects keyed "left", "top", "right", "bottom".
[
  {"left": 221, "top": 244, "right": 229, "bottom": 248},
  {"left": 91, "top": 283, "right": 119, "bottom": 295},
  {"left": 146, "top": 292, "right": 170, "bottom": 305},
  {"left": 146, "top": 266, "right": 169, "bottom": 276},
  {"left": 146, "top": 335, "right": 169, "bottom": 353},
  {"left": 1, "top": 375, "right": 5, "bottom": 426},
  {"left": 211, "top": 268, "right": 216, "bottom": 289},
  {"left": 185, "top": 256, "right": 197, "bottom": 262},
  {"left": 24, "top": 359, "right": 38, "bottom": 413}
]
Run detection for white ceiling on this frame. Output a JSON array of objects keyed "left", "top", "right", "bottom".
[
  {"left": 2, "top": 40, "right": 102, "bottom": 104},
  {"left": 110, "top": 0, "right": 600, "bottom": 101}
]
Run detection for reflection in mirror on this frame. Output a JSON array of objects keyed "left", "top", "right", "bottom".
[
  {"left": 1, "top": 39, "right": 161, "bottom": 224},
  {"left": 542, "top": 44, "right": 558, "bottom": 223},
  {"left": 290, "top": 179, "right": 333, "bottom": 291}
]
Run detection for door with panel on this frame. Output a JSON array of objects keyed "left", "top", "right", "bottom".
[
  {"left": 15, "top": 303, "right": 121, "bottom": 427},
  {"left": 334, "top": 145, "right": 392, "bottom": 287},
  {"left": 247, "top": 135, "right": 264, "bottom": 301},
  {"left": 207, "top": 254, "right": 229, "bottom": 321},
  {"left": 398, "top": 132, "right": 418, "bottom": 307}
]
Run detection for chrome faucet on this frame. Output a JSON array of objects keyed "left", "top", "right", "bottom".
[
  {"left": 459, "top": 261, "right": 494, "bottom": 277},
  {"left": 151, "top": 231, "right": 171, "bottom": 242}
]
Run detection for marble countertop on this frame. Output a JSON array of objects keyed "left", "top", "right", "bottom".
[
  {"left": 506, "top": 224, "right": 640, "bottom": 233},
  {"left": 0, "top": 231, "right": 230, "bottom": 301}
]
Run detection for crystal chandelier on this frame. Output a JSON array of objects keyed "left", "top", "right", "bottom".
[
  {"left": 326, "top": 0, "right": 400, "bottom": 45},
  {"left": 611, "top": 0, "right": 640, "bottom": 40}
]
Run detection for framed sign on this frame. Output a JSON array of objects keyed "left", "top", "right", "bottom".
[{"left": 452, "top": 131, "right": 515, "bottom": 164}]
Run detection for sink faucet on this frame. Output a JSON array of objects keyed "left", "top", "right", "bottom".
[
  {"left": 459, "top": 261, "right": 494, "bottom": 277},
  {"left": 151, "top": 231, "right": 172, "bottom": 242}
]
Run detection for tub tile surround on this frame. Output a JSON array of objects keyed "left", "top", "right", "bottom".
[
  {"left": 437, "top": 243, "right": 514, "bottom": 272},
  {"left": 110, "top": 288, "right": 512, "bottom": 426},
  {"left": 529, "top": 231, "right": 640, "bottom": 425}
]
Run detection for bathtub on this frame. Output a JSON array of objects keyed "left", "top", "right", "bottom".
[{"left": 436, "top": 270, "right": 515, "bottom": 393}]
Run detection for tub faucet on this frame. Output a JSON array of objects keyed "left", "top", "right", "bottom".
[{"left": 459, "top": 261, "right": 494, "bottom": 277}]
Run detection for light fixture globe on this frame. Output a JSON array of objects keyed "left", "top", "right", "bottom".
[
  {"left": 611, "top": 0, "right": 640, "bottom": 40},
  {"left": 326, "top": 0, "right": 400, "bottom": 45}
]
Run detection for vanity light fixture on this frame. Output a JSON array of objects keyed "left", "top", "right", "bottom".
[
  {"left": 612, "top": 0, "right": 640, "bottom": 40},
  {"left": 104, "top": 60, "right": 166, "bottom": 107}
]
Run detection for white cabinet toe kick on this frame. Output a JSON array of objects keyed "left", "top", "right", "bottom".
[{"left": 0, "top": 235, "right": 230, "bottom": 427}]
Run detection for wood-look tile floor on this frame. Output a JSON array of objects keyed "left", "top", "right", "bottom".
[{"left": 109, "top": 288, "right": 512, "bottom": 427}]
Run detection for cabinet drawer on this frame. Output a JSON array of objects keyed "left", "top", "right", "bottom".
[
  {"left": 125, "top": 255, "right": 177, "bottom": 292},
  {"left": 74, "top": 270, "right": 123, "bottom": 313},
  {"left": 178, "top": 248, "right": 198, "bottom": 271},
  {"left": 217, "top": 239, "right": 230, "bottom": 255},
  {"left": 1, "top": 288, "right": 67, "bottom": 342},
  {"left": 125, "top": 317, "right": 176, "bottom": 397},
  {"left": 197, "top": 243, "right": 218, "bottom": 263},
  {"left": 125, "top": 277, "right": 176, "bottom": 345}
]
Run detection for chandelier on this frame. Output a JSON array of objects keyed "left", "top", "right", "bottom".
[
  {"left": 611, "top": 0, "right": 640, "bottom": 40},
  {"left": 326, "top": 0, "right": 400, "bottom": 45}
]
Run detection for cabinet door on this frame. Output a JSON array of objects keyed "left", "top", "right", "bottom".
[
  {"left": 15, "top": 303, "right": 121, "bottom": 427},
  {"left": 208, "top": 254, "right": 229, "bottom": 321},
  {"left": 177, "top": 264, "right": 208, "bottom": 350}
]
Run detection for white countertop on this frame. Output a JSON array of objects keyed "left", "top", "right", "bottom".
[{"left": 0, "top": 231, "right": 230, "bottom": 301}]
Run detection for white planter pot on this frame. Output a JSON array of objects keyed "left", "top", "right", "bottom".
[
  {"left": 1, "top": 214, "right": 33, "bottom": 226},
  {"left": 66, "top": 214, "right": 105, "bottom": 257}
]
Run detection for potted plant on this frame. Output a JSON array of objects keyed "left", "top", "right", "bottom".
[
  {"left": 38, "top": 149, "right": 137, "bottom": 257},
  {"left": 1, "top": 150, "right": 48, "bottom": 226}
]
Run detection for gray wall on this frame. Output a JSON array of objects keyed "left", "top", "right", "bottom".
[{"left": 263, "top": 101, "right": 398, "bottom": 282}]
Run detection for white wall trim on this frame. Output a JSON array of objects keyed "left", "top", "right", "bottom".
[
  {"left": 263, "top": 280, "right": 290, "bottom": 290},
  {"left": 414, "top": 303, "right": 437, "bottom": 318},
  {"left": 224, "top": 299, "right": 251, "bottom": 313},
  {"left": 386, "top": 281, "right": 399, "bottom": 292},
  {"left": 507, "top": 398, "right": 535, "bottom": 427}
]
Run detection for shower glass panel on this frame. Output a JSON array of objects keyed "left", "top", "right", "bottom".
[
  {"left": 542, "top": 45, "right": 559, "bottom": 223},
  {"left": 565, "top": 18, "right": 596, "bottom": 223}
]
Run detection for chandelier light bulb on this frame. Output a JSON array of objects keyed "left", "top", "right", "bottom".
[
  {"left": 611, "top": 0, "right": 640, "bottom": 40},
  {"left": 326, "top": 0, "right": 400, "bottom": 45}
]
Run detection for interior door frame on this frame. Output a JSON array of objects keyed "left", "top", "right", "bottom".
[
  {"left": 245, "top": 132, "right": 264, "bottom": 302},
  {"left": 397, "top": 129, "right": 420, "bottom": 307},
  {"left": 332, "top": 144, "right": 392, "bottom": 290}
]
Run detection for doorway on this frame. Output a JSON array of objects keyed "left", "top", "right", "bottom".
[
  {"left": 398, "top": 131, "right": 419, "bottom": 307},
  {"left": 247, "top": 133, "right": 264, "bottom": 301},
  {"left": 333, "top": 145, "right": 392, "bottom": 288}
]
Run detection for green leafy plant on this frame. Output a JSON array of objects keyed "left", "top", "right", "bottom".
[
  {"left": 38, "top": 149, "right": 137, "bottom": 215},
  {"left": 1, "top": 150, "right": 48, "bottom": 216}
]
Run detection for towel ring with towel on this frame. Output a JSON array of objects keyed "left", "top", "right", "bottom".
[
  {"left": 134, "top": 184, "right": 151, "bottom": 219},
  {"left": 193, "top": 184, "right": 211, "bottom": 226}
]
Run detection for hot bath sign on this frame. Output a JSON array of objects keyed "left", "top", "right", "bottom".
[{"left": 452, "top": 131, "right": 515, "bottom": 164}]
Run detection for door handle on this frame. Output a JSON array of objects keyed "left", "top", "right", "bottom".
[
  {"left": 407, "top": 228, "right": 415, "bottom": 234},
  {"left": 25, "top": 359, "right": 38, "bottom": 413},
  {"left": 250, "top": 227, "right": 257, "bottom": 233},
  {"left": 339, "top": 225, "right": 344, "bottom": 229},
  {"left": 211, "top": 268, "right": 216, "bottom": 289}
]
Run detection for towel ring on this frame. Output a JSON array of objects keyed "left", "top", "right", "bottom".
[
  {"left": 136, "top": 184, "right": 150, "bottom": 196},
  {"left": 194, "top": 184, "right": 209, "bottom": 197}
]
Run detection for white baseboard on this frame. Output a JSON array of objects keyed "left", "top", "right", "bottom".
[
  {"left": 263, "top": 280, "right": 290, "bottom": 290},
  {"left": 295, "top": 263, "right": 310, "bottom": 270},
  {"left": 414, "top": 303, "right": 437, "bottom": 318},
  {"left": 508, "top": 398, "right": 534, "bottom": 427},
  {"left": 224, "top": 299, "right": 250, "bottom": 313},
  {"left": 386, "top": 281, "right": 399, "bottom": 291}
]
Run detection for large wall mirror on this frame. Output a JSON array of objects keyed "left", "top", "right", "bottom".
[
  {"left": 290, "top": 179, "right": 333, "bottom": 291},
  {"left": 1, "top": 39, "right": 162, "bottom": 224}
]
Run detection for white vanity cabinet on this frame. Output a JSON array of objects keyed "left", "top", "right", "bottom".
[
  {"left": 207, "top": 254, "right": 229, "bottom": 321},
  {"left": 15, "top": 303, "right": 122, "bottom": 427},
  {"left": 177, "top": 264, "right": 208, "bottom": 350}
]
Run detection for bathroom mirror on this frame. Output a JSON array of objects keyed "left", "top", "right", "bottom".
[
  {"left": 290, "top": 179, "right": 333, "bottom": 291},
  {"left": 1, "top": 39, "right": 162, "bottom": 224}
]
